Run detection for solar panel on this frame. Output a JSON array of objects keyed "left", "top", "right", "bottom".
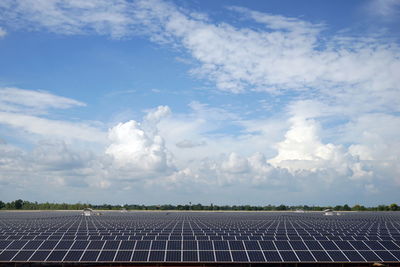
[
  {"left": 280, "top": 251, "right": 299, "bottom": 262},
  {"left": 183, "top": 240, "right": 197, "bottom": 250},
  {"left": 149, "top": 250, "right": 164, "bottom": 261},
  {"left": 289, "top": 241, "right": 307, "bottom": 250},
  {"left": 311, "top": 251, "right": 332, "bottom": 261},
  {"left": 97, "top": 250, "right": 116, "bottom": 261},
  {"left": 374, "top": 250, "right": 398, "bottom": 261},
  {"left": 166, "top": 250, "right": 180, "bottom": 261},
  {"left": 327, "top": 250, "right": 348, "bottom": 261},
  {"left": 80, "top": 250, "right": 100, "bottom": 261},
  {"left": 46, "top": 250, "right": 67, "bottom": 261},
  {"left": 231, "top": 251, "right": 248, "bottom": 262},
  {"left": 55, "top": 241, "right": 73, "bottom": 250},
  {"left": 87, "top": 241, "right": 104, "bottom": 250},
  {"left": 295, "top": 250, "right": 315, "bottom": 261},
  {"left": 8, "top": 241, "right": 27, "bottom": 249},
  {"left": 264, "top": 250, "right": 282, "bottom": 261},
  {"left": 247, "top": 250, "right": 264, "bottom": 261},
  {"left": 229, "top": 240, "right": 245, "bottom": 250},
  {"left": 275, "top": 241, "right": 292, "bottom": 250},
  {"left": 0, "top": 250, "right": 18, "bottom": 261},
  {"left": 199, "top": 250, "right": 215, "bottom": 261},
  {"left": 358, "top": 250, "right": 382, "bottom": 261},
  {"left": 30, "top": 250, "right": 51, "bottom": 261},
  {"left": 119, "top": 240, "right": 135, "bottom": 249},
  {"left": 1, "top": 211, "right": 400, "bottom": 264},
  {"left": 215, "top": 250, "right": 231, "bottom": 261},
  {"left": 12, "top": 250, "right": 34, "bottom": 261},
  {"left": 114, "top": 250, "right": 132, "bottom": 261},
  {"left": 131, "top": 250, "right": 148, "bottom": 261},
  {"left": 63, "top": 250, "right": 84, "bottom": 261}
]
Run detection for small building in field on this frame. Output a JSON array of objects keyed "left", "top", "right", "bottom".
[
  {"left": 82, "top": 208, "right": 94, "bottom": 216},
  {"left": 323, "top": 209, "right": 334, "bottom": 216}
]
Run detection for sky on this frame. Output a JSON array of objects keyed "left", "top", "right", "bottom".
[{"left": 0, "top": 0, "right": 399, "bottom": 206}]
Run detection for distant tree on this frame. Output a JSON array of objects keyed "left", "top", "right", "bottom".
[
  {"left": 343, "top": 204, "right": 351, "bottom": 211},
  {"left": 352, "top": 204, "right": 366, "bottom": 211},
  {"left": 14, "top": 199, "right": 23, "bottom": 209},
  {"left": 334, "top": 205, "right": 343, "bottom": 211},
  {"left": 276, "top": 204, "right": 287, "bottom": 211},
  {"left": 389, "top": 203, "right": 399, "bottom": 211},
  {"left": 377, "top": 205, "right": 388, "bottom": 211},
  {"left": 0, "top": 201, "right": 5, "bottom": 209}
]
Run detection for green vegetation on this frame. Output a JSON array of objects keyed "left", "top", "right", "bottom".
[{"left": 0, "top": 200, "right": 399, "bottom": 211}]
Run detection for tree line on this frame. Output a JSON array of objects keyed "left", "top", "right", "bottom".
[{"left": 0, "top": 200, "right": 399, "bottom": 211}]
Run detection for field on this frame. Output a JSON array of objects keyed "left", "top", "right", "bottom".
[{"left": 0, "top": 211, "right": 400, "bottom": 265}]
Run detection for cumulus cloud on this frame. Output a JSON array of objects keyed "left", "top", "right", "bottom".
[
  {"left": 105, "top": 106, "right": 173, "bottom": 173},
  {"left": 269, "top": 116, "right": 343, "bottom": 172},
  {"left": 0, "top": 0, "right": 399, "bottom": 204}
]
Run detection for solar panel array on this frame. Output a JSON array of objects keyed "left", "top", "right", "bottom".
[{"left": 0, "top": 211, "right": 400, "bottom": 263}]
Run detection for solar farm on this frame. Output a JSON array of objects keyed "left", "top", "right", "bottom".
[{"left": 1, "top": 211, "right": 400, "bottom": 266}]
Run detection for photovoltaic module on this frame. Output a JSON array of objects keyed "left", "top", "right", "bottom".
[{"left": 0, "top": 211, "right": 399, "bottom": 264}]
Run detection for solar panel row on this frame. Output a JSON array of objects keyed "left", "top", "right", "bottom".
[{"left": 0, "top": 211, "right": 399, "bottom": 263}]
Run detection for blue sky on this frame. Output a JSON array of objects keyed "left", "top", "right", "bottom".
[{"left": 0, "top": 0, "right": 399, "bottom": 206}]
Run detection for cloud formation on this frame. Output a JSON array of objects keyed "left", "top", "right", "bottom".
[
  {"left": 0, "top": 0, "right": 399, "bottom": 204},
  {"left": 0, "top": 27, "right": 6, "bottom": 37}
]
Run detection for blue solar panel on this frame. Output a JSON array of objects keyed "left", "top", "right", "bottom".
[
  {"left": 63, "top": 250, "right": 84, "bottom": 261},
  {"left": 214, "top": 240, "right": 229, "bottom": 250},
  {"left": 46, "top": 250, "right": 67, "bottom": 261},
  {"left": 374, "top": 250, "right": 398, "bottom": 261},
  {"left": 103, "top": 241, "right": 120, "bottom": 249},
  {"left": 231, "top": 250, "right": 248, "bottom": 262},
  {"left": 0, "top": 250, "right": 18, "bottom": 261},
  {"left": 131, "top": 250, "right": 148, "bottom": 261},
  {"left": 327, "top": 250, "right": 348, "bottom": 261},
  {"left": 311, "top": 251, "right": 332, "bottom": 262},
  {"left": 1, "top": 211, "right": 400, "bottom": 264},
  {"left": 166, "top": 250, "right": 180, "bottom": 261},
  {"left": 215, "top": 250, "right": 231, "bottom": 261},
  {"left": 358, "top": 250, "right": 382, "bottom": 261},
  {"left": 183, "top": 250, "right": 198, "bottom": 261},
  {"left": 149, "top": 250, "right": 164, "bottom": 261},
  {"left": 247, "top": 250, "right": 264, "bottom": 261},
  {"left": 280, "top": 251, "right": 299, "bottom": 262},
  {"left": 295, "top": 250, "right": 315, "bottom": 261},
  {"left": 30, "top": 250, "right": 50, "bottom": 261},
  {"left": 80, "top": 250, "right": 100, "bottom": 261},
  {"left": 98, "top": 250, "right": 116, "bottom": 261},
  {"left": 114, "top": 250, "right": 132, "bottom": 261},
  {"left": 199, "top": 250, "right": 214, "bottom": 261},
  {"left": 167, "top": 240, "right": 181, "bottom": 250},
  {"left": 198, "top": 241, "right": 213, "bottom": 250},
  {"left": 275, "top": 241, "right": 292, "bottom": 250},
  {"left": 87, "top": 241, "right": 104, "bottom": 250}
]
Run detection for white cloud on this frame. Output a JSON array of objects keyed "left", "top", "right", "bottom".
[
  {"left": 0, "top": 0, "right": 134, "bottom": 38},
  {"left": 366, "top": 0, "right": 400, "bottom": 19},
  {"left": 0, "top": 87, "right": 104, "bottom": 143},
  {"left": 0, "top": 27, "right": 6, "bottom": 37},
  {"left": 0, "top": 111, "right": 105, "bottom": 143},
  {"left": 0, "top": 1, "right": 399, "bottom": 204},
  {"left": 269, "top": 116, "right": 343, "bottom": 171},
  {"left": 105, "top": 119, "right": 172, "bottom": 172},
  {"left": 176, "top": 139, "right": 206, "bottom": 148},
  {"left": 0, "top": 87, "right": 85, "bottom": 114}
]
